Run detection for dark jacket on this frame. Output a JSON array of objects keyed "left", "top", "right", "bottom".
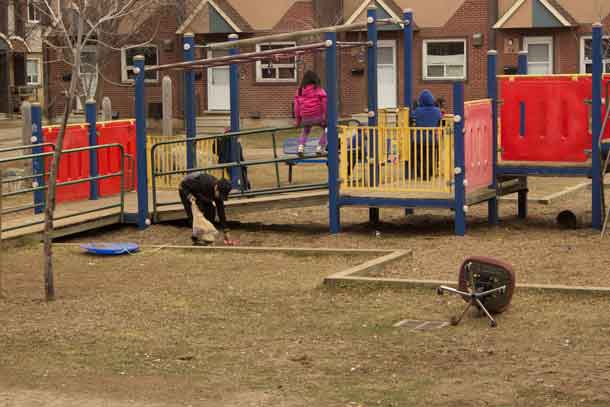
[
  {"left": 180, "top": 173, "right": 227, "bottom": 228},
  {"left": 413, "top": 90, "right": 442, "bottom": 128}
]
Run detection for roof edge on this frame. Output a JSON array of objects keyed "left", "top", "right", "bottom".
[{"left": 176, "top": 0, "right": 243, "bottom": 35}]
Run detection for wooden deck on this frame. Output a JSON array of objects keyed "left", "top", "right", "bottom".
[{"left": 1, "top": 190, "right": 329, "bottom": 242}]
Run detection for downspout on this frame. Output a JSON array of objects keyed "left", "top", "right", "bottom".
[{"left": 489, "top": 0, "right": 498, "bottom": 51}]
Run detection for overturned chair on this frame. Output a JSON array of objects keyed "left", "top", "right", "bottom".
[{"left": 437, "top": 257, "right": 516, "bottom": 328}]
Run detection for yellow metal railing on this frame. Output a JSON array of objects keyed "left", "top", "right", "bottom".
[
  {"left": 379, "top": 107, "right": 410, "bottom": 129},
  {"left": 339, "top": 120, "right": 454, "bottom": 194},
  {"left": 147, "top": 135, "right": 222, "bottom": 189}
]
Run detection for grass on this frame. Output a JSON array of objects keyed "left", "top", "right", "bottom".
[{"left": 2, "top": 245, "right": 610, "bottom": 406}]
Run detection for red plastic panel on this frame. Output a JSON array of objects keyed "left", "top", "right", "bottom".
[
  {"left": 500, "top": 75, "right": 610, "bottom": 163},
  {"left": 97, "top": 120, "right": 137, "bottom": 197},
  {"left": 43, "top": 124, "right": 90, "bottom": 202},
  {"left": 464, "top": 100, "right": 493, "bottom": 192}
]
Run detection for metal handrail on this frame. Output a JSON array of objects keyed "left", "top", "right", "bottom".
[
  {"left": 150, "top": 127, "right": 330, "bottom": 221},
  {"left": 0, "top": 143, "right": 56, "bottom": 154},
  {"left": 1, "top": 143, "right": 126, "bottom": 233}
]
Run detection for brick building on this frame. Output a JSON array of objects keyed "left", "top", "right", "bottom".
[
  {"left": 0, "top": 0, "right": 44, "bottom": 118},
  {"left": 43, "top": 0, "right": 610, "bottom": 124}
]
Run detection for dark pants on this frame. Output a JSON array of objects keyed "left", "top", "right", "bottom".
[{"left": 179, "top": 188, "right": 216, "bottom": 227}]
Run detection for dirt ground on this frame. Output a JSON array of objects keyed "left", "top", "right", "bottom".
[
  {"left": 3, "top": 174, "right": 610, "bottom": 406},
  {"left": 79, "top": 176, "right": 610, "bottom": 288},
  {"left": 2, "top": 243, "right": 610, "bottom": 407}
]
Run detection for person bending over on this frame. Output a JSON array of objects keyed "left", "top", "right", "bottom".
[{"left": 179, "top": 173, "right": 233, "bottom": 244}]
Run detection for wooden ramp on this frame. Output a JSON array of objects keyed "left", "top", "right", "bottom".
[
  {"left": 152, "top": 190, "right": 328, "bottom": 222},
  {"left": 1, "top": 190, "right": 329, "bottom": 242}
]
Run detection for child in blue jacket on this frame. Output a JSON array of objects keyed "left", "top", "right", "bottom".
[{"left": 411, "top": 90, "right": 443, "bottom": 180}]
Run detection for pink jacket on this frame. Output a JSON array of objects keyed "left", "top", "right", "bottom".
[{"left": 294, "top": 85, "right": 327, "bottom": 125}]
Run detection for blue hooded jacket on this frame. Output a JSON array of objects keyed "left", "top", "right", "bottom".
[{"left": 413, "top": 90, "right": 442, "bottom": 128}]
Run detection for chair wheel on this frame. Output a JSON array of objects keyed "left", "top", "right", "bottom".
[
  {"left": 436, "top": 287, "right": 444, "bottom": 296},
  {"left": 450, "top": 316, "right": 459, "bottom": 326},
  {"left": 489, "top": 320, "right": 497, "bottom": 328}
]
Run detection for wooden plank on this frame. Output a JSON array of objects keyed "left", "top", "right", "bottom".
[
  {"left": 326, "top": 276, "right": 610, "bottom": 295},
  {"left": 3, "top": 210, "right": 122, "bottom": 241},
  {"left": 155, "top": 191, "right": 329, "bottom": 222},
  {"left": 466, "top": 187, "right": 496, "bottom": 205},
  {"left": 325, "top": 250, "right": 412, "bottom": 281},
  {"left": 56, "top": 243, "right": 398, "bottom": 256},
  {"left": 543, "top": 181, "right": 591, "bottom": 202}
]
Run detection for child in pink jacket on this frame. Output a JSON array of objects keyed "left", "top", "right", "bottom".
[{"left": 294, "top": 70, "right": 328, "bottom": 155}]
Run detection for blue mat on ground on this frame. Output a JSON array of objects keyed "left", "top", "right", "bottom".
[{"left": 80, "top": 242, "right": 140, "bottom": 256}]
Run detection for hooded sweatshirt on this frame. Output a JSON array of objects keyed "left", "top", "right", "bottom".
[
  {"left": 294, "top": 84, "right": 328, "bottom": 124},
  {"left": 413, "top": 90, "right": 442, "bottom": 128}
]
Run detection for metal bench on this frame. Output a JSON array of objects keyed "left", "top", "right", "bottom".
[{"left": 283, "top": 138, "right": 327, "bottom": 184}]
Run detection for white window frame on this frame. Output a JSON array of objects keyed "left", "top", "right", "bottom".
[
  {"left": 422, "top": 38, "right": 467, "bottom": 81},
  {"left": 27, "top": 0, "right": 40, "bottom": 23},
  {"left": 26, "top": 58, "right": 40, "bottom": 86},
  {"left": 255, "top": 42, "right": 297, "bottom": 83},
  {"left": 580, "top": 35, "right": 610, "bottom": 74},
  {"left": 524, "top": 36, "right": 554, "bottom": 75},
  {"left": 121, "top": 45, "right": 159, "bottom": 83}
]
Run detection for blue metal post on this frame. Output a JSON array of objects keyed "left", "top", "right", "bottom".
[
  {"left": 453, "top": 82, "right": 466, "bottom": 236},
  {"left": 592, "top": 23, "right": 603, "bottom": 230},
  {"left": 486, "top": 50, "right": 499, "bottom": 225},
  {"left": 183, "top": 33, "right": 197, "bottom": 170},
  {"left": 326, "top": 32, "right": 341, "bottom": 234},
  {"left": 367, "top": 5, "right": 380, "bottom": 224},
  {"left": 518, "top": 50, "right": 528, "bottom": 75},
  {"left": 134, "top": 55, "right": 149, "bottom": 229},
  {"left": 515, "top": 49, "right": 529, "bottom": 219},
  {"left": 403, "top": 8, "right": 413, "bottom": 109},
  {"left": 229, "top": 33, "right": 241, "bottom": 188},
  {"left": 85, "top": 99, "right": 99, "bottom": 200},
  {"left": 31, "top": 103, "right": 45, "bottom": 214}
]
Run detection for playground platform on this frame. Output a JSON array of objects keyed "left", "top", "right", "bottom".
[{"left": 1, "top": 190, "right": 328, "bottom": 242}]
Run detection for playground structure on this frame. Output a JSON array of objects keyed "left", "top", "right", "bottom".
[{"left": 1, "top": 7, "right": 610, "bottom": 239}]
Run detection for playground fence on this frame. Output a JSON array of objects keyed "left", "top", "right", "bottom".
[
  {"left": 147, "top": 134, "right": 222, "bottom": 190},
  {"left": 339, "top": 120, "right": 454, "bottom": 195}
]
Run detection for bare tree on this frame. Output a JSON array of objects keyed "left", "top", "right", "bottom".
[{"left": 32, "top": 0, "right": 169, "bottom": 301}]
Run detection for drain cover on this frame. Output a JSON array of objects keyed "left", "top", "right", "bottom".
[{"left": 393, "top": 319, "right": 449, "bottom": 331}]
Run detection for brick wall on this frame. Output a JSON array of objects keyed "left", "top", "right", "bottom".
[
  {"left": 45, "top": 0, "right": 610, "bottom": 122},
  {"left": 340, "top": 0, "right": 491, "bottom": 116},
  {"left": 46, "top": 6, "right": 184, "bottom": 120},
  {"left": 496, "top": 22, "right": 610, "bottom": 76}
]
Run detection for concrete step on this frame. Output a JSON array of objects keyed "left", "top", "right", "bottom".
[
  {"left": 203, "top": 110, "right": 230, "bottom": 116},
  {"left": 197, "top": 120, "right": 230, "bottom": 128},
  {"left": 198, "top": 127, "right": 227, "bottom": 136}
]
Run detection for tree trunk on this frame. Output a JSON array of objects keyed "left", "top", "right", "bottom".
[{"left": 42, "top": 88, "right": 76, "bottom": 301}]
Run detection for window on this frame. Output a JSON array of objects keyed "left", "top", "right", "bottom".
[
  {"left": 27, "top": 0, "right": 40, "bottom": 22},
  {"left": 81, "top": 46, "right": 97, "bottom": 74},
  {"left": 580, "top": 36, "right": 610, "bottom": 74},
  {"left": 121, "top": 46, "right": 159, "bottom": 82},
  {"left": 255, "top": 42, "right": 297, "bottom": 82},
  {"left": 26, "top": 59, "right": 40, "bottom": 85},
  {"left": 524, "top": 37, "right": 553, "bottom": 75},
  {"left": 423, "top": 39, "right": 467, "bottom": 80}
]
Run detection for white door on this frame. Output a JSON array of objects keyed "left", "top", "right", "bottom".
[
  {"left": 76, "top": 45, "right": 98, "bottom": 111},
  {"left": 524, "top": 37, "right": 553, "bottom": 75},
  {"left": 378, "top": 40, "right": 397, "bottom": 109},
  {"left": 207, "top": 49, "right": 230, "bottom": 111}
]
